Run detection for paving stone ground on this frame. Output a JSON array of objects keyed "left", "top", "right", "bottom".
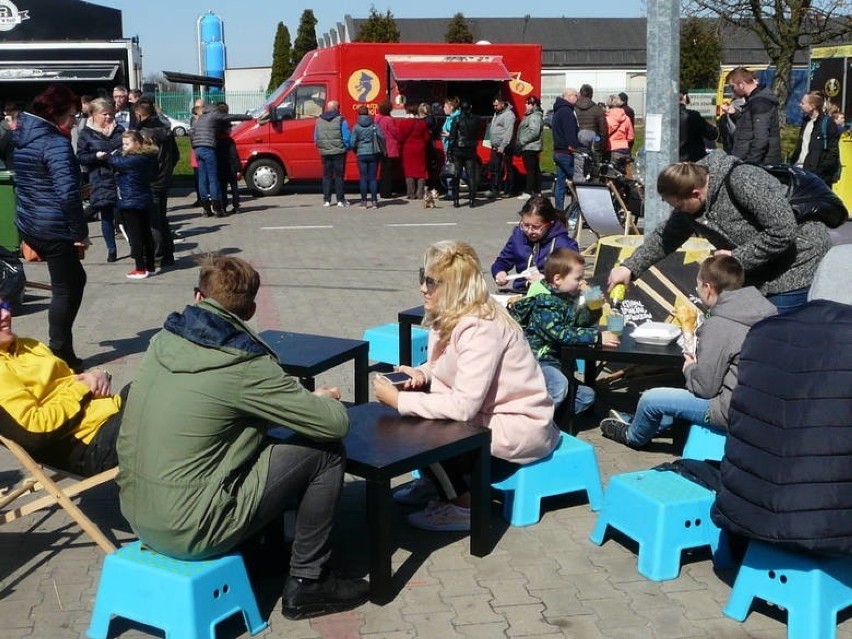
[{"left": 2, "top": 186, "right": 849, "bottom": 638}]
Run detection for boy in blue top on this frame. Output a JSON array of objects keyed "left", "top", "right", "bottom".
[{"left": 509, "top": 249, "right": 620, "bottom": 412}]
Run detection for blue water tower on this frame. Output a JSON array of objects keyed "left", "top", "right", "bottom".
[{"left": 197, "top": 11, "right": 226, "bottom": 79}]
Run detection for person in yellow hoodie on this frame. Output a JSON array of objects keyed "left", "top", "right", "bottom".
[{"left": 0, "top": 297, "right": 122, "bottom": 477}]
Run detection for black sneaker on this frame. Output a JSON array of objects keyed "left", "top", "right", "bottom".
[
  {"left": 282, "top": 572, "right": 370, "bottom": 620},
  {"left": 600, "top": 418, "right": 632, "bottom": 446}
]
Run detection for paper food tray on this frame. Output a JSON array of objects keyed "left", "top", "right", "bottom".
[{"left": 631, "top": 321, "right": 682, "bottom": 345}]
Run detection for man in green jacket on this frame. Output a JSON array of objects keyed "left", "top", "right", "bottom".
[{"left": 117, "top": 255, "right": 368, "bottom": 620}]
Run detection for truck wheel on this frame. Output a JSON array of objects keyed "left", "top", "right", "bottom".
[{"left": 246, "top": 159, "right": 285, "bottom": 196}]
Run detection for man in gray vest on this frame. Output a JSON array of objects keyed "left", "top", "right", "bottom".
[{"left": 314, "top": 101, "right": 351, "bottom": 207}]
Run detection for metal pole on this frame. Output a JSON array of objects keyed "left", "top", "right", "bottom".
[{"left": 643, "top": 0, "right": 681, "bottom": 234}]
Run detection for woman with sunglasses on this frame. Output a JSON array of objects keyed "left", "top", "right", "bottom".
[
  {"left": 491, "top": 195, "right": 579, "bottom": 292},
  {"left": 373, "top": 241, "right": 558, "bottom": 532},
  {"left": 0, "top": 296, "right": 124, "bottom": 477}
]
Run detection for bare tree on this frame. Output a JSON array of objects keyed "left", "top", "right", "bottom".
[{"left": 682, "top": 0, "right": 852, "bottom": 123}]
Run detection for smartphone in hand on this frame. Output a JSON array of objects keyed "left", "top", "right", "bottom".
[{"left": 381, "top": 371, "right": 412, "bottom": 386}]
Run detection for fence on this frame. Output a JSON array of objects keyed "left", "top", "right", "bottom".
[{"left": 155, "top": 90, "right": 270, "bottom": 120}]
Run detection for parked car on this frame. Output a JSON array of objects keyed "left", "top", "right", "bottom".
[{"left": 161, "top": 114, "right": 190, "bottom": 137}]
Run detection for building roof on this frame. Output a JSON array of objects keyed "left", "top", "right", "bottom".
[{"left": 328, "top": 16, "right": 812, "bottom": 68}]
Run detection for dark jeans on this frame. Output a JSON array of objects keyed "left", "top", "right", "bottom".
[
  {"left": 357, "top": 155, "right": 379, "bottom": 203},
  {"left": 150, "top": 190, "right": 173, "bottom": 261},
  {"left": 19, "top": 233, "right": 86, "bottom": 364},
  {"left": 553, "top": 152, "right": 575, "bottom": 212},
  {"left": 96, "top": 206, "right": 117, "bottom": 253},
  {"left": 121, "top": 207, "right": 155, "bottom": 272},
  {"left": 521, "top": 151, "right": 542, "bottom": 195},
  {"left": 243, "top": 435, "right": 346, "bottom": 579},
  {"left": 39, "top": 384, "right": 129, "bottom": 477},
  {"left": 379, "top": 156, "right": 398, "bottom": 198},
  {"left": 451, "top": 147, "right": 479, "bottom": 202},
  {"left": 767, "top": 286, "right": 810, "bottom": 315},
  {"left": 218, "top": 174, "right": 240, "bottom": 211},
  {"left": 321, "top": 153, "right": 346, "bottom": 204},
  {"left": 488, "top": 148, "right": 512, "bottom": 193}
]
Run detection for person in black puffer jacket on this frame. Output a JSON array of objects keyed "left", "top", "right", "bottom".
[
  {"left": 724, "top": 67, "right": 782, "bottom": 164},
  {"left": 77, "top": 97, "right": 124, "bottom": 262},
  {"left": 13, "top": 84, "right": 88, "bottom": 372},
  {"left": 134, "top": 100, "right": 179, "bottom": 265},
  {"left": 711, "top": 245, "right": 852, "bottom": 556},
  {"left": 449, "top": 99, "right": 480, "bottom": 208}
]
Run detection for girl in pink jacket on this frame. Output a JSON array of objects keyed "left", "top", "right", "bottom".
[
  {"left": 374, "top": 240, "right": 558, "bottom": 532},
  {"left": 605, "top": 94, "right": 634, "bottom": 173}
]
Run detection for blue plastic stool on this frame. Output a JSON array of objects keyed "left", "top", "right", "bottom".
[
  {"left": 682, "top": 423, "right": 727, "bottom": 462},
  {"left": 724, "top": 540, "right": 852, "bottom": 639},
  {"left": 589, "top": 469, "right": 732, "bottom": 581},
  {"left": 492, "top": 432, "right": 604, "bottom": 526},
  {"left": 362, "top": 323, "right": 429, "bottom": 366},
  {"left": 87, "top": 541, "right": 267, "bottom": 639}
]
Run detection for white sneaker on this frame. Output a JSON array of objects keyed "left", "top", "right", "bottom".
[
  {"left": 408, "top": 501, "right": 471, "bottom": 532},
  {"left": 323, "top": 201, "right": 331, "bottom": 208},
  {"left": 336, "top": 201, "right": 347, "bottom": 207},
  {"left": 392, "top": 477, "right": 439, "bottom": 506},
  {"left": 516, "top": 192, "right": 532, "bottom": 201}
]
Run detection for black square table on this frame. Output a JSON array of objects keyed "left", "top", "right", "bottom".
[
  {"left": 344, "top": 402, "right": 492, "bottom": 604},
  {"left": 562, "top": 329, "right": 685, "bottom": 389},
  {"left": 260, "top": 330, "right": 370, "bottom": 404},
  {"left": 397, "top": 305, "right": 425, "bottom": 366}
]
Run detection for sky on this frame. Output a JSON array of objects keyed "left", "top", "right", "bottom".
[{"left": 94, "top": 1, "right": 646, "bottom": 78}]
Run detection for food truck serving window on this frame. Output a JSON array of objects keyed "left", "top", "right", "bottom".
[{"left": 385, "top": 55, "right": 511, "bottom": 81}]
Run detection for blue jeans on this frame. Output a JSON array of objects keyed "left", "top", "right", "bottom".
[
  {"left": 626, "top": 387, "right": 710, "bottom": 447},
  {"left": 357, "top": 155, "right": 379, "bottom": 203},
  {"left": 553, "top": 152, "right": 574, "bottom": 211},
  {"left": 97, "top": 205, "right": 116, "bottom": 253},
  {"left": 541, "top": 363, "right": 595, "bottom": 414},
  {"left": 767, "top": 286, "right": 810, "bottom": 315},
  {"left": 195, "top": 146, "right": 222, "bottom": 203}
]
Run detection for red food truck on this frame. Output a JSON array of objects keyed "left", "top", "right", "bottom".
[{"left": 231, "top": 42, "right": 542, "bottom": 196}]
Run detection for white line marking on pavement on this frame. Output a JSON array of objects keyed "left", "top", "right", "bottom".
[
  {"left": 385, "top": 223, "right": 458, "bottom": 227},
  {"left": 260, "top": 225, "right": 334, "bottom": 230}
]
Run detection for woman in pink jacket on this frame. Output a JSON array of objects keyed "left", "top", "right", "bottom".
[
  {"left": 604, "top": 94, "right": 634, "bottom": 174},
  {"left": 374, "top": 240, "right": 559, "bottom": 532}
]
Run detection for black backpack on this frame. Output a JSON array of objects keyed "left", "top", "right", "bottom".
[{"left": 723, "top": 162, "right": 848, "bottom": 229}]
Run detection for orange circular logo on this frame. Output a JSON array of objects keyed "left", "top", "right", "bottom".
[{"left": 348, "top": 69, "right": 380, "bottom": 103}]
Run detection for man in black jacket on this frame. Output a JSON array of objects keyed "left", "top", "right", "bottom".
[
  {"left": 711, "top": 245, "right": 852, "bottom": 556},
  {"left": 134, "top": 100, "right": 179, "bottom": 267},
  {"left": 678, "top": 88, "right": 717, "bottom": 162},
  {"left": 723, "top": 67, "right": 782, "bottom": 164}
]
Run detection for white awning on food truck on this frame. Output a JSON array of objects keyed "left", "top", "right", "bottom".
[{"left": 385, "top": 54, "right": 511, "bottom": 82}]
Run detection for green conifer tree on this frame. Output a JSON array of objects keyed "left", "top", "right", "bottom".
[
  {"left": 445, "top": 13, "right": 474, "bottom": 43},
  {"left": 355, "top": 6, "right": 401, "bottom": 43},
  {"left": 267, "top": 22, "right": 294, "bottom": 94},
  {"left": 680, "top": 18, "right": 722, "bottom": 90},
  {"left": 292, "top": 9, "right": 319, "bottom": 69}
]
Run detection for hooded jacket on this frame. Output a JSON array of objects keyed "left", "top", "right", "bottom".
[
  {"left": 623, "top": 150, "right": 831, "bottom": 296},
  {"left": 350, "top": 113, "right": 380, "bottom": 157},
  {"left": 605, "top": 107, "right": 634, "bottom": 152},
  {"left": 314, "top": 110, "right": 351, "bottom": 156},
  {"left": 711, "top": 299, "right": 852, "bottom": 555},
  {"left": 573, "top": 96, "right": 608, "bottom": 146},
  {"left": 190, "top": 107, "right": 253, "bottom": 150},
  {"left": 76, "top": 122, "right": 124, "bottom": 208},
  {"left": 117, "top": 299, "right": 348, "bottom": 559},
  {"left": 491, "top": 222, "right": 580, "bottom": 292},
  {"left": 730, "top": 84, "right": 782, "bottom": 164},
  {"left": 489, "top": 104, "right": 516, "bottom": 152},
  {"left": 684, "top": 287, "right": 777, "bottom": 427},
  {"left": 135, "top": 115, "right": 179, "bottom": 191},
  {"left": 12, "top": 112, "right": 86, "bottom": 242},
  {"left": 516, "top": 108, "right": 543, "bottom": 153},
  {"left": 508, "top": 281, "right": 599, "bottom": 365},
  {"left": 550, "top": 97, "right": 580, "bottom": 153}
]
